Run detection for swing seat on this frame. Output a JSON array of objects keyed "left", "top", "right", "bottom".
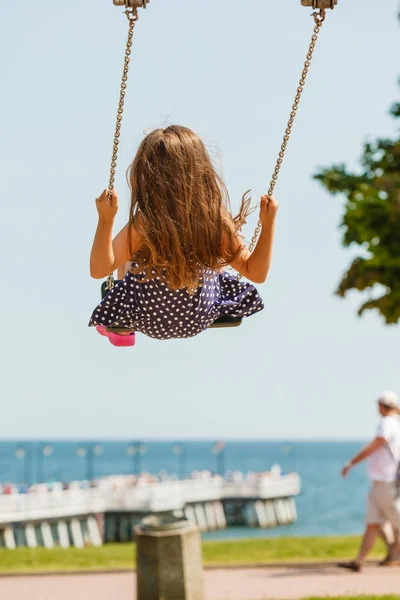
[
  {"left": 209, "top": 315, "right": 242, "bottom": 329},
  {"left": 100, "top": 282, "right": 242, "bottom": 329}
]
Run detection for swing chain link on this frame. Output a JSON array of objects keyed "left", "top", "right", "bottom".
[
  {"left": 239, "top": 9, "right": 326, "bottom": 278},
  {"left": 108, "top": 9, "right": 138, "bottom": 201},
  {"left": 106, "top": 9, "right": 139, "bottom": 292},
  {"left": 106, "top": 7, "right": 326, "bottom": 290}
]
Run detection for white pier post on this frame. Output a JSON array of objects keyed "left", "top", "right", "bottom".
[
  {"left": 281, "top": 499, "right": 292, "bottom": 523},
  {"left": 264, "top": 501, "right": 277, "bottom": 527},
  {"left": 213, "top": 501, "right": 227, "bottom": 529},
  {"left": 243, "top": 502, "right": 258, "bottom": 528},
  {"left": 58, "top": 521, "right": 70, "bottom": 548},
  {"left": 204, "top": 502, "right": 217, "bottom": 530},
  {"left": 41, "top": 522, "right": 54, "bottom": 549},
  {"left": 87, "top": 516, "right": 102, "bottom": 547},
  {"left": 287, "top": 498, "right": 298, "bottom": 522},
  {"left": 285, "top": 499, "right": 293, "bottom": 523},
  {"left": 194, "top": 504, "right": 208, "bottom": 532},
  {"left": 274, "top": 499, "right": 288, "bottom": 525},
  {"left": 254, "top": 500, "right": 268, "bottom": 528},
  {"left": 273, "top": 499, "right": 283, "bottom": 524},
  {"left": 4, "top": 527, "right": 16, "bottom": 550},
  {"left": 25, "top": 524, "right": 37, "bottom": 548},
  {"left": 184, "top": 505, "right": 197, "bottom": 525},
  {"left": 71, "top": 519, "right": 85, "bottom": 548}
]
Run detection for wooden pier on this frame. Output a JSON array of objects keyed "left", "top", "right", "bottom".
[{"left": 0, "top": 473, "right": 301, "bottom": 549}]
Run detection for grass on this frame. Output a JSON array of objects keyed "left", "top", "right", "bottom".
[
  {"left": 0, "top": 544, "right": 133, "bottom": 573},
  {"left": 202, "top": 536, "right": 386, "bottom": 566},
  {"left": 0, "top": 535, "right": 388, "bottom": 574}
]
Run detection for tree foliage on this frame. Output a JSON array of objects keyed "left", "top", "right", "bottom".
[{"left": 314, "top": 92, "right": 400, "bottom": 324}]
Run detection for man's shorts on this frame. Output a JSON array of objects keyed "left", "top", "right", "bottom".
[{"left": 366, "top": 481, "right": 400, "bottom": 528}]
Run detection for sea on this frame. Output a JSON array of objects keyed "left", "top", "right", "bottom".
[{"left": 0, "top": 440, "right": 369, "bottom": 541}]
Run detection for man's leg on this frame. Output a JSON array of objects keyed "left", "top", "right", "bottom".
[
  {"left": 338, "top": 484, "right": 381, "bottom": 572},
  {"left": 338, "top": 524, "right": 380, "bottom": 571},
  {"left": 390, "top": 527, "right": 400, "bottom": 560},
  {"left": 381, "top": 493, "right": 400, "bottom": 562},
  {"left": 355, "top": 524, "right": 381, "bottom": 563},
  {"left": 379, "top": 523, "right": 394, "bottom": 564},
  {"left": 381, "top": 522, "right": 394, "bottom": 546},
  {"left": 358, "top": 484, "right": 382, "bottom": 563}
]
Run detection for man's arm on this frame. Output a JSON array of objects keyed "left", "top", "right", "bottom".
[{"left": 342, "top": 437, "right": 386, "bottom": 478}]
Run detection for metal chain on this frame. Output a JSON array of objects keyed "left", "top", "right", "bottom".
[
  {"left": 108, "top": 10, "right": 137, "bottom": 199},
  {"left": 242, "top": 10, "right": 326, "bottom": 269},
  {"left": 106, "top": 9, "right": 138, "bottom": 292},
  {"left": 105, "top": 9, "right": 326, "bottom": 289}
]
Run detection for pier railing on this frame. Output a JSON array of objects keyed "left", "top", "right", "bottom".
[{"left": 0, "top": 489, "right": 106, "bottom": 524}]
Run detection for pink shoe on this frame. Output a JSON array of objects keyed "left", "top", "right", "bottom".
[{"left": 96, "top": 325, "right": 136, "bottom": 347}]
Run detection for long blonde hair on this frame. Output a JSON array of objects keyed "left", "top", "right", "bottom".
[{"left": 127, "top": 125, "right": 251, "bottom": 290}]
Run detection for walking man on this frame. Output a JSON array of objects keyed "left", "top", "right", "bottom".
[{"left": 339, "top": 391, "right": 400, "bottom": 572}]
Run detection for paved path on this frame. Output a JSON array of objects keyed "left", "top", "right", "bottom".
[{"left": 0, "top": 565, "right": 400, "bottom": 599}]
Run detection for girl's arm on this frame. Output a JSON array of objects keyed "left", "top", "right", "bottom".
[
  {"left": 90, "top": 189, "right": 140, "bottom": 279},
  {"left": 229, "top": 195, "right": 278, "bottom": 284}
]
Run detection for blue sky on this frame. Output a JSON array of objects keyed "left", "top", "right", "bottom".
[{"left": 1, "top": 0, "right": 399, "bottom": 440}]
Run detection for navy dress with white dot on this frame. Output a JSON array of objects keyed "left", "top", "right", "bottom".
[{"left": 89, "top": 266, "right": 264, "bottom": 340}]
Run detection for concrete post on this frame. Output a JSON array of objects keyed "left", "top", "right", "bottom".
[{"left": 135, "top": 515, "right": 204, "bottom": 600}]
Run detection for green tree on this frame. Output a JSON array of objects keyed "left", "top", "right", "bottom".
[{"left": 314, "top": 91, "right": 400, "bottom": 325}]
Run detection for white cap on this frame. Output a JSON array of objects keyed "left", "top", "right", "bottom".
[{"left": 378, "top": 390, "right": 400, "bottom": 411}]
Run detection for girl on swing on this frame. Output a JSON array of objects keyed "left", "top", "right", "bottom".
[{"left": 89, "top": 125, "right": 278, "bottom": 346}]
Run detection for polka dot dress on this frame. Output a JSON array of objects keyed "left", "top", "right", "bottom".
[{"left": 89, "top": 266, "right": 264, "bottom": 340}]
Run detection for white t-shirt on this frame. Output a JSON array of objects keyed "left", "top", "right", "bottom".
[{"left": 367, "top": 416, "right": 400, "bottom": 482}]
